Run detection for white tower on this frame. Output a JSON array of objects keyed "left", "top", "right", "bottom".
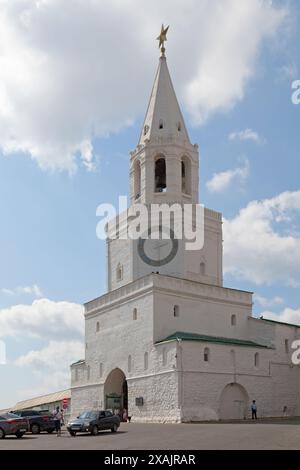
[{"left": 107, "top": 31, "right": 223, "bottom": 291}]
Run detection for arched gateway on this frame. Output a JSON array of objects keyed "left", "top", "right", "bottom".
[
  {"left": 104, "top": 368, "right": 128, "bottom": 413},
  {"left": 219, "top": 383, "right": 249, "bottom": 420}
]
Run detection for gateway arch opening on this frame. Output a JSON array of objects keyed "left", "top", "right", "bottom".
[{"left": 104, "top": 368, "right": 128, "bottom": 414}]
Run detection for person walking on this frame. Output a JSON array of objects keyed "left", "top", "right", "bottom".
[
  {"left": 53, "top": 406, "right": 62, "bottom": 436},
  {"left": 251, "top": 400, "right": 257, "bottom": 420}
]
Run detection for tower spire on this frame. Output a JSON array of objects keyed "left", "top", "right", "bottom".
[{"left": 139, "top": 26, "right": 190, "bottom": 146}]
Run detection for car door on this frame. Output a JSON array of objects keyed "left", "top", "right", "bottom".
[
  {"left": 97, "top": 411, "right": 106, "bottom": 430},
  {"left": 103, "top": 411, "right": 114, "bottom": 430}
]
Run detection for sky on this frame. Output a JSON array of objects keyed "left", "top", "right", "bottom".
[{"left": 0, "top": 0, "right": 300, "bottom": 409}]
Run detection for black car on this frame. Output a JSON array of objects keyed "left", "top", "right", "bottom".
[
  {"left": 67, "top": 410, "right": 120, "bottom": 436},
  {"left": 13, "top": 409, "right": 56, "bottom": 434}
]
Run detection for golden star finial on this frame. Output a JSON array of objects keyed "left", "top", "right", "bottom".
[{"left": 156, "top": 24, "right": 169, "bottom": 56}]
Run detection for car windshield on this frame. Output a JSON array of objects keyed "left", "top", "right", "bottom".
[
  {"left": 0, "top": 413, "right": 20, "bottom": 420},
  {"left": 78, "top": 411, "right": 98, "bottom": 419}
]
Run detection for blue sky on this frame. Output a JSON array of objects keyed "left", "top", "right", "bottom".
[{"left": 0, "top": 0, "right": 300, "bottom": 408}]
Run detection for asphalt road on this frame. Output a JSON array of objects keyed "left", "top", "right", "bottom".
[{"left": 1, "top": 420, "right": 300, "bottom": 450}]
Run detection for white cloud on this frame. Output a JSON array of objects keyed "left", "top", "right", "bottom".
[
  {"left": 261, "top": 307, "right": 300, "bottom": 327},
  {"left": 0, "top": 0, "right": 287, "bottom": 171},
  {"left": 1, "top": 284, "right": 43, "bottom": 298},
  {"left": 229, "top": 128, "right": 262, "bottom": 143},
  {"left": 223, "top": 190, "right": 300, "bottom": 286},
  {"left": 206, "top": 158, "right": 249, "bottom": 193},
  {"left": 254, "top": 294, "right": 284, "bottom": 308},
  {"left": 15, "top": 340, "right": 83, "bottom": 370},
  {"left": 14, "top": 340, "right": 84, "bottom": 399},
  {"left": 0, "top": 298, "right": 84, "bottom": 340}
]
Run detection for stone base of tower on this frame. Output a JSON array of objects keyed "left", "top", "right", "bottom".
[{"left": 70, "top": 273, "right": 300, "bottom": 424}]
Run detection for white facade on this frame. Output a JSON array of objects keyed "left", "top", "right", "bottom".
[{"left": 70, "top": 48, "right": 300, "bottom": 422}]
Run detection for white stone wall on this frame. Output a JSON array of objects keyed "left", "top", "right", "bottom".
[
  {"left": 71, "top": 274, "right": 300, "bottom": 422},
  {"left": 152, "top": 276, "right": 252, "bottom": 343},
  {"left": 179, "top": 338, "right": 300, "bottom": 421}
]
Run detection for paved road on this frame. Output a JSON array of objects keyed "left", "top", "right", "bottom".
[{"left": 1, "top": 420, "right": 300, "bottom": 450}]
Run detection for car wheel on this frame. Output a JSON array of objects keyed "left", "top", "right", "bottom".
[
  {"left": 91, "top": 425, "right": 98, "bottom": 436},
  {"left": 15, "top": 431, "right": 24, "bottom": 439},
  {"left": 69, "top": 431, "right": 77, "bottom": 437},
  {"left": 31, "top": 424, "right": 40, "bottom": 434},
  {"left": 0, "top": 428, "right": 5, "bottom": 439},
  {"left": 47, "top": 429, "right": 54, "bottom": 434},
  {"left": 111, "top": 424, "right": 118, "bottom": 433}
]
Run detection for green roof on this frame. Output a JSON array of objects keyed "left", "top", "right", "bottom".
[
  {"left": 156, "top": 331, "right": 270, "bottom": 349},
  {"left": 260, "top": 317, "right": 300, "bottom": 329}
]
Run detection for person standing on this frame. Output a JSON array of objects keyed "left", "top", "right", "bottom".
[
  {"left": 53, "top": 406, "right": 62, "bottom": 436},
  {"left": 251, "top": 400, "right": 257, "bottom": 419}
]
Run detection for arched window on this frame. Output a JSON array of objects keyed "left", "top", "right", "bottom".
[
  {"left": 204, "top": 347, "right": 210, "bottom": 362},
  {"left": 96, "top": 321, "right": 100, "bottom": 332},
  {"left": 116, "top": 263, "right": 123, "bottom": 282},
  {"left": 144, "top": 352, "right": 148, "bottom": 370},
  {"left": 87, "top": 365, "right": 91, "bottom": 381},
  {"left": 162, "top": 348, "right": 167, "bottom": 366},
  {"left": 133, "top": 308, "right": 138, "bottom": 321},
  {"left": 177, "top": 122, "right": 182, "bottom": 132},
  {"left": 181, "top": 156, "right": 191, "bottom": 195},
  {"left": 231, "top": 314, "right": 237, "bottom": 326},
  {"left": 155, "top": 157, "right": 166, "bottom": 192},
  {"left": 99, "top": 363, "right": 103, "bottom": 378},
  {"left": 173, "top": 305, "right": 180, "bottom": 317},
  {"left": 128, "top": 355, "right": 132, "bottom": 373},
  {"left": 200, "top": 262, "right": 206, "bottom": 276},
  {"left": 159, "top": 119, "right": 164, "bottom": 129},
  {"left": 254, "top": 352, "right": 259, "bottom": 368},
  {"left": 134, "top": 159, "right": 141, "bottom": 200}
]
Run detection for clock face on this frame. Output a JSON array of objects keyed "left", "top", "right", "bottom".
[{"left": 137, "top": 227, "right": 178, "bottom": 267}]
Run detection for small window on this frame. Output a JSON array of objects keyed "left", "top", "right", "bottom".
[
  {"left": 173, "top": 305, "right": 180, "bottom": 317},
  {"left": 99, "top": 363, "right": 103, "bottom": 378},
  {"left": 116, "top": 263, "right": 123, "bottom": 282},
  {"left": 85, "top": 342, "right": 88, "bottom": 350},
  {"left": 254, "top": 352, "right": 259, "bottom": 368},
  {"left": 75, "top": 368, "right": 79, "bottom": 382},
  {"left": 144, "top": 125, "right": 149, "bottom": 136},
  {"left": 133, "top": 308, "right": 137, "bottom": 321},
  {"left": 162, "top": 348, "right": 167, "bottom": 366},
  {"left": 177, "top": 122, "right": 181, "bottom": 132},
  {"left": 200, "top": 262, "right": 206, "bottom": 276},
  {"left": 285, "top": 339, "right": 289, "bottom": 354},
  {"left": 87, "top": 365, "right": 91, "bottom": 381},
  {"left": 128, "top": 355, "right": 132, "bottom": 373},
  {"left": 231, "top": 314, "right": 237, "bottom": 326},
  {"left": 204, "top": 347, "right": 210, "bottom": 362},
  {"left": 144, "top": 352, "right": 148, "bottom": 370},
  {"left": 96, "top": 321, "right": 100, "bottom": 332},
  {"left": 159, "top": 119, "right": 164, "bottom": 129}
]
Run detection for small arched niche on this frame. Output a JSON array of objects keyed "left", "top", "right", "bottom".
[
  {"left": 181, "top": 156, "right": 191, "bottom": 195},
  {"left": 134, "top": 159, "right": 141, "bottom": 200}
]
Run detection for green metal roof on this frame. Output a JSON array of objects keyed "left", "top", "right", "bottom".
[
  {"left": 259, "top": 317, "right": 300, "bottom": 329},
  {"left": 156, "top": 331, "right": 270, "bottom": 349}
]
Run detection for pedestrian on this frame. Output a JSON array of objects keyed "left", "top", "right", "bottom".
[
  {"left": 53, "top": 406, "right": 62, "bottom": 436},
  {"left": 122, "top": 408, "right": 128, "bottom": 422},
  {"left": 251, "top": 400, "right": 257, "bottom": 419},
  {"left": 60, "top": 409, "right": 65, "bottom": 426}
]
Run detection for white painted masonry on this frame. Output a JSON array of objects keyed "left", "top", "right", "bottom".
[{"left": 70, "top": 48, "right": 300, "bottom": 422}]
